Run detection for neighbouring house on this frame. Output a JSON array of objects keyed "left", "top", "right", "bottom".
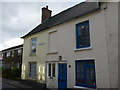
[
  {"left": 2, "top": 44, "right": 23, "bottom": 69},
  {"left": 21, "top": 2, "right": 119, "bottom": 89},
  {"left": 0, "top": 51, "right": 3, "bottom": 68}
]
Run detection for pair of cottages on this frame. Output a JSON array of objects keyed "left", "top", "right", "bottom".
[{"left": 21, "top": 2, "right": 119, "bottom": 89}]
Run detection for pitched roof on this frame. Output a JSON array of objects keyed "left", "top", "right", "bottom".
[
  {"left": 22, "top": 2, "right": 100, "bottom": 38},
  {"left": 2, "top": 44, "right": 23, "bottom": 52}
]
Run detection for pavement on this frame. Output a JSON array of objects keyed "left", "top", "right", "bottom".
[{"left": 2, "top": 78, "right": 47, "bottom": 89}]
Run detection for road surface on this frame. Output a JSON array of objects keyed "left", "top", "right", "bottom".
[{"left": 1, "top": 78, "right": 33, "bottom": 89}]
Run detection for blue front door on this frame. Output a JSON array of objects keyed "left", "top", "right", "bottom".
[{"left": 58, "top": 63, "right": 67, "bottom": 88}]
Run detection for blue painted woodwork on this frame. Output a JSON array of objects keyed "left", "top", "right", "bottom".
[
  {"left": 75, "top": 60, "right": 96, "bottom": 88},
  {"left": 76, "top": 20, "right": 90, "bottom": 49},
  {"left": 58, "top": 63, "right": 67, "bottom": 88}
]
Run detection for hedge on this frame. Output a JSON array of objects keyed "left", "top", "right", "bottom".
[{"left": 2, "top": 68, "right": 21, "bottom": 80}]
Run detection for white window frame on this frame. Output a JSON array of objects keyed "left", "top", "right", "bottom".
[
  {"left": 6, "top": 51, "right": 11, "bottom": 57},
  {"left": 18, "top": 49, "right": 22, "bottom": 56},
  {"left": 47, "top": 62, "right": 56, "bottom": 78},
  {"left": 11, "top": 51, "right": 14, "bottom": 57},
  {"left": 30, "top": 37, "right": 37, "bottom": 54}
]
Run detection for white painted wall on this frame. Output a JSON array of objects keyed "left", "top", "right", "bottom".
[
  {"left": 118, "top": 2, "right": 120, "bottom": 89},
  {"left": 46, "top": 2, "right": 118, "bottom": 88},
  {"left": 104, "top": 2, "right": 118, "bottom": 88},
  {"left": 21, "top": 31, "right": 48, "bottom": 83}
]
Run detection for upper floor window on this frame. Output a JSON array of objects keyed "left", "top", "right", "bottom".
[
  {"left": 48, "top": 30, "right": 58, "bottom": 53},
  {"left": 18, "top": 49, "right": 22, "bottom": 56},
  {"left": 30, "top": 37, "right": 37, "bottom": 54},
  {"left": 6, "top": 51, "right": 11, "bottom": 57},
  {"left": 76, "top": 20, "right": 90, "bottom": 49},
  {"left": 2, "top": 52, "right": 5, "bottom": 57},
  {"left": 11, "top": 51, "right": 14, "bottom": 57},
  {"left": 1, "top": 53, "right": 3, "bottom": 58}
]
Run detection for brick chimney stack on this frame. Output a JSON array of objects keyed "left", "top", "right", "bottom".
[{"left": 41, "top": 6, "right": 52, "bottom": 22}]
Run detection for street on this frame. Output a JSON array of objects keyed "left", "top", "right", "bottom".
[
  {"left": 1, "top": 78, "right": 17, "bottom": 88},
  {"left": 2, "top": 82, "right": 18, "bottom": 88},
  {"left": 0, "top": 78, "right": 47, "bottom": 89},
  {"left": 0, "top": 69, "right": 46, "bottom": 89},
  {"left": 1, "top": 78, "right": 33, "bottom": 89}
]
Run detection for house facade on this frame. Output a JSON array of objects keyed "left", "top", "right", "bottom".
[
  {"left": 21, "top": 31, "right": 48, "bottom": 83},
  {"left": 2, "top": 44, "right": 23, "bottom": 69},
  {"left": 0, "top": 51, "right": 3, "bottom": 68},
  {"left": 21, "top": 2, "right": 119, "bottom": 89},
  {"left": 21, "top": 6, "right": 52, "bottom": 83}
]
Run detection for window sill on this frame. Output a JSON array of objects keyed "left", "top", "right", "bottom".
[
  {"left": 48, "top": 76, "right": 55, "bottom": 79},
  {"left": 47, "top": 51, "right": 58, "bottom": 54},
  {"left": 29, "top": 53, "right": 36, "bottom": 56},
  {"left": 74, "top": 86, "right": 96, "bottom": 89},
  {"left": 28, "top": 77, "right": 37, "bottom": 81},
  {"left": 48, "top": 29, "right": 57, "bottom": 33},
  {"left": 74, "top": 47, "right": 92, "bottom": 52}
]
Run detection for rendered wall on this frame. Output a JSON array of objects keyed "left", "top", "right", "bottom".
[
  {"left": 104, "top": 2, "right": 118, "bottom": 88},
  {"left": 21, "top": 31, "right": 48, "bottom": 83},
  {"left": 46, "top": 8, "right": 111, "bottom": 88}
]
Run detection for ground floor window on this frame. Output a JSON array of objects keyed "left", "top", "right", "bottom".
[
  {"left": 48, "top": 63, "right": 55, "bottom": 77},
  {"left": 29, "top": 62, "right": 36, "bottom": 78},
  {"left": 75, "top": 60, "right": 96, "bottom": 88}
]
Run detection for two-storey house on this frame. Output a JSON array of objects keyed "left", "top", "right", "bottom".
[{"left": 21, "top": 2, "right": 119, "bottom": 89}]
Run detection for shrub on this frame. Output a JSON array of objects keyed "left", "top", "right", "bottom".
[
  {"left": 10, "top": 68, "right": 21, "bottom": 77},
  {"left": 2, "top": 68, "right": 21, "bottom": 80}
]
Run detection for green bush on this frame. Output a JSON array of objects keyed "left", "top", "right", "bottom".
[
  {"left": 10, "top": 68, "right": 21, "bottom": 77},
  {"left": 2, "top": 68, "right": 21, "bottom": 80}
]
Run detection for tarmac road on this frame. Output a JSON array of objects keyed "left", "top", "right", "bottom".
[
  {"left": 1, "top": 78, "right": 33, "bottom": 89},
  {"left": 2, "top": 82, "right": 18, "bottom": 88}
]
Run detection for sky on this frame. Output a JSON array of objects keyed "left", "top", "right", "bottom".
[{"left": 0, "top": 0, "right": 86, "bottom": 51}]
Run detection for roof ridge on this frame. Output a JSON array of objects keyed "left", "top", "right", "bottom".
[
  {"left": 22, "top": 2, "right": 100, "bottom": 38},
  {"left": 2, "top": 44, "right": 23, "bottom": 51},
  {"left": 49, "top": 2, "right": 85, "bottom": 20}
]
